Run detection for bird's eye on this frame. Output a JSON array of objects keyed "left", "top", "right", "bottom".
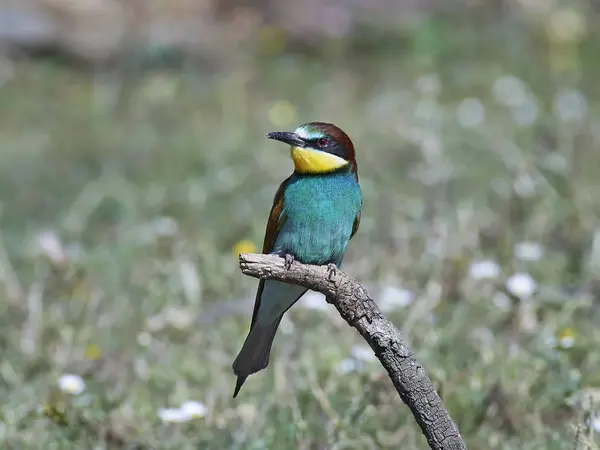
[{"left": 317, "top": 138, "right": 328, "bottom": 147}]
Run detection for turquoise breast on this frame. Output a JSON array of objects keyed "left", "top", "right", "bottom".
[{"left": 272, "top": 170, "right": 362, "bottom": 265}]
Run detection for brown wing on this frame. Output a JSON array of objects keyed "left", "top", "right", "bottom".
[
  {"left": 350, "top": 204, "right": 361, "bottom": 239},
  {"left": 261, "top": 175, "right": 291, "bottom": 252},
  {"left": 249, "top": 175, "right": 292, "bottom": 328}
]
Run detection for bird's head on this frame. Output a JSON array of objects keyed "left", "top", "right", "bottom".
[{"left": 267, "top": 122, "right": 358, "bottom": 178}]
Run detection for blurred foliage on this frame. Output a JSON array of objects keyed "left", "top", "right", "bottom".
[{"left": 1, "top": 2, "right": 600, "bottom": 449}]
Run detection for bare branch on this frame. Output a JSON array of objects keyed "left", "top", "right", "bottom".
[{"left": 239, "top": 253, "right": 467, "bottom": 450}]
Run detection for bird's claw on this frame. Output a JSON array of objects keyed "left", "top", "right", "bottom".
[
  {"left": 327, "top": 263, "right": 338, "bottom": 281},
  {"left": 284, "top": 254, "right": 295, "bottom": 270}
]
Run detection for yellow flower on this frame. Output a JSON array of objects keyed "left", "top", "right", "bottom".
[
  {"left": 84, "top": 344, "right": 102, "bottom": 361},
  {"left": 232, "top": 239, "right": 258, "bottom": 257},
  {"left": 557, "top": 327, "right": 576, "bottom": 349},
  {"left": 546, "top": 8, "right": 587, "bottom": 43},
  {"left": 259, "top": 25, "right": 286, "bottom": 56},
  {"left": 268, "top": 101, "right": 297, "bottom": 128}
]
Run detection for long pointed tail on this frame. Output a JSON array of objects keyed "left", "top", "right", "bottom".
[{"left": 232, "top": 316, "right": 283, "bottom": 398}]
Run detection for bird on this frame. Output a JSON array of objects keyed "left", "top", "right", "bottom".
[{"left": 232, "top": 122, "right": 362, "bottom": 398}]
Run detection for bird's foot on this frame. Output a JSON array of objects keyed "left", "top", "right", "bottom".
[
  {"left": 284, "top": 254, "right": 295, "bottom": 270},
  {"left": 326, "top": 263, "right": 338, "bottom": 281}
]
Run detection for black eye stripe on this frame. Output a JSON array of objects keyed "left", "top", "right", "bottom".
[
  {"left": 305, "top": 137, "right": 346, "bottom": 159},
  {"left": 309, "top": 137, "right": 329, "bottom": 147}
]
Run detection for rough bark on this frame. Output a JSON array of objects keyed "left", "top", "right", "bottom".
[{"left": 239, "top": 253, "right": 467, "bottom": 450}]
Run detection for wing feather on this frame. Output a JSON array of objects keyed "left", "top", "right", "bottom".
[
  {"left": 250, "top": 176, "right": 292, "bottom": 327},
  {"left": 350, "top": 209, "right": 361, "bottom": 239},
  {"left": 350, "top": 192, "right": 362, "bottom": 239}
]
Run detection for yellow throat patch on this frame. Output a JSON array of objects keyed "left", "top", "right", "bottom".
[{"left": 291, "top": 147, "right": 348, "bottom": 174}]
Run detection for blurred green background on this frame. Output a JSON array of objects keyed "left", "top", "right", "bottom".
[{"left": 1, "top": 0, "right": 600, "bottom": 448}]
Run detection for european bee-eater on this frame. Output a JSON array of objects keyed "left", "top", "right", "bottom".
[{"left": 232, "top": 122, "right": 362, "bottom": 397}]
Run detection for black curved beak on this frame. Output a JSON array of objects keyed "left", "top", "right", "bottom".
[{"left": 266, "top": 131, "right": 305, "bottom": 147}]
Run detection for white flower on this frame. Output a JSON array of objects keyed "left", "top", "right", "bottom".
[
  {"left": 350, "top": 345, "right": 375, "bottom": 362},
  {"left": 513, "top": 173, "right": 536, "bottom": 198},
  {"left": 492, "top": 75, "right": 528, "bottom": 107},
  {"left": 298, "top": 291, "right": 328, "bottom": 311},
  {"left": 559, "top": 335, "right": 575, "bottom": 349},
  {"left": 510, "top": 95, "right": 538, "bottom": 127},
  {"left": 514, "top": 241, "right": 544, "bottom": 261},
  {"left": 592, "top": 415, "right": 600, "bottom": 433},
  {"left": 178, "top": 260, "right": 201, "bottom": 305},
  {"left": 557, "top": 328, "right": 576, "bottom": 349},
  {"left": 553, "top": 88, "right": 588, "bottom": 123},
  {"left": 336, "top": 358, "right": 360, "bottom": 374},
  {"left": 158, "top": 401, "right": 207, "bottom": 423},
  {"left": 506, "top": 273, "right": 537, "bottom": 299},
  {"left": 415, "top": 73, "right": 442, "bottom": 96},
  {"left": 468, "top": 260, "right": 501, "bottom": 280},
  {"left": 36, "top": 230, "right": 67, "bottom": 264},
  {"left": 164, "top": 307, "right": 194, "bottom": 330},
  {"left": 158, "top": 408, "right": 191, "bottom": 423},
  {"left": 146, "top": 314, "right": 165, "bottom": 332},
  {"left": 456, "top": 98, "right": 485, "bottom": 128},
  {"left": 153, "top": 216, "right": 179, "bottom": 237},
  {"left": 58, "top": 374, "right": 85, "bottom": 395},
  {"left": 137, "top": 331, "right": 152, "bottom": 347},
  {"left": 379, "top": 285, "right": 415, "bottom": 311},
  {"left": 180, "top": 401, "right": 207, "bottom": 418}
]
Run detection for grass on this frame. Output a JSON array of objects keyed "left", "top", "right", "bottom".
[{"left": 1, "top": 15, "right": 600, "bottom": 450}]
